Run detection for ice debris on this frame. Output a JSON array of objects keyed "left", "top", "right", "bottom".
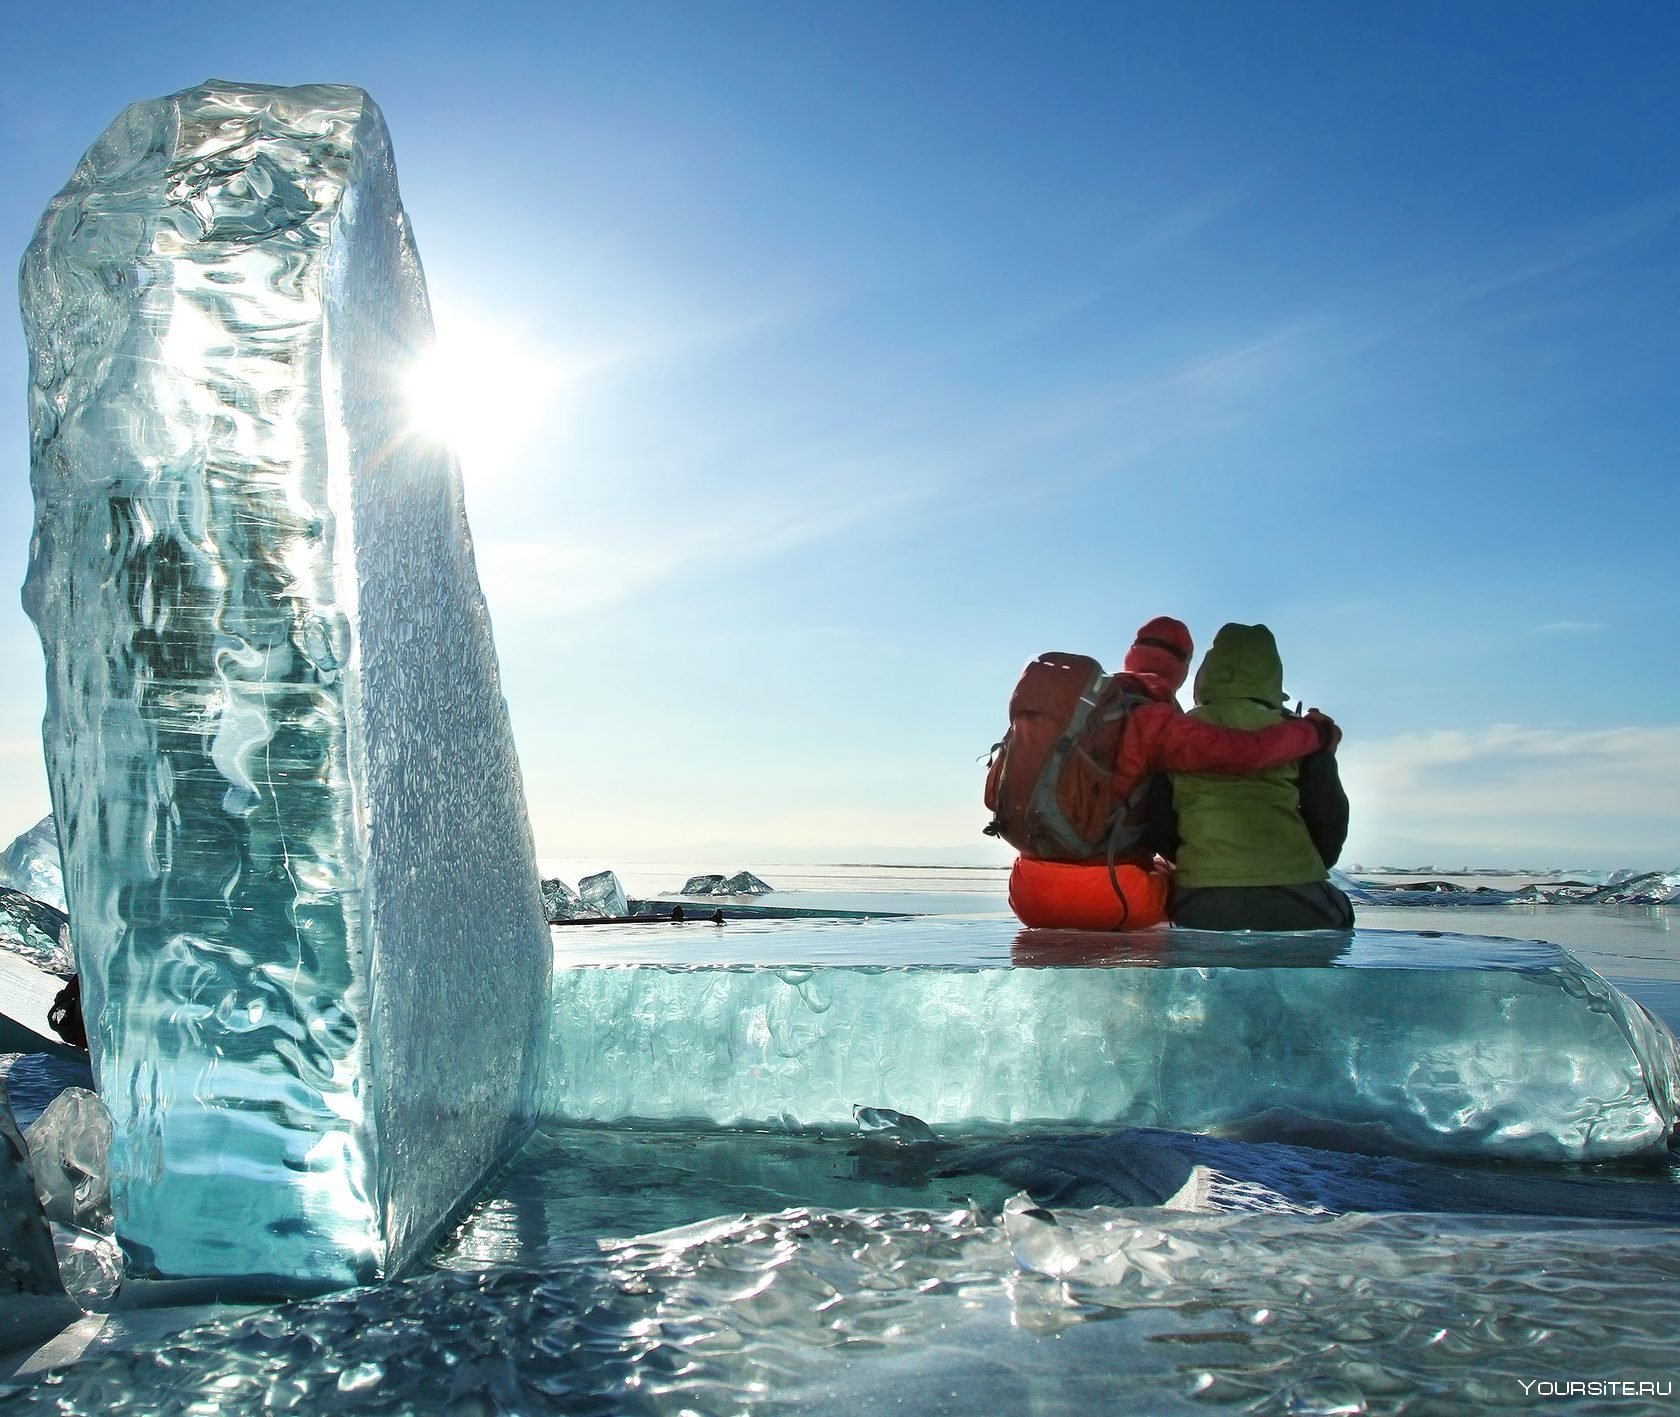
[
  {"left": 1355, "top": 869, "right": 1680, "bottom": 906},
  {"left": 681, "top": 873, "right": 727, "bottom": 895},
  {"left": 25, "top": 1087, "right": 111, "bottom": 1233},
  {"left": 853, "top": 1105, "right": 938, "bottom": 1143},
  {"left": 577, "top": 870, "right": 628, "bottom": 918},
  {"left": 681, "top": 871, "right": 774, "bottom": 896},
  {"left": 539, "top": 878, "right": 599, "bottom": 923},
  {"left": 0, "top": 887, "right": 73, "bottom": 976},
  {"left": 0, "top": 817, "right": 65, "bottom": 913},
  {"left": 24, "top": 1088, "right": 118, "bottom": 1309}
]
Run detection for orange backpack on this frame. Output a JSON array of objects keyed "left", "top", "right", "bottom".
[{"left": 983, "top": 652, "right": 1151, "bottom": 863}]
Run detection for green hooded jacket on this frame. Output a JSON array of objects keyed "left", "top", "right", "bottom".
[{"left": 1170, "top": 624, "right": 1328, "bottom": 889}]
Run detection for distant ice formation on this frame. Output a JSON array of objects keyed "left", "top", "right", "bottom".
[
  {"left": 20, "top": 80, "right": 550, "bottom": 1286},
  {"left": 681, "top": 874, "right": 727, "bottom": 896},
  {"left": 681, "top": 871, "right": 773, "bottom": 896},
  {"left": 1352, "top": 869, "right": 1680, "bottom": 907}
]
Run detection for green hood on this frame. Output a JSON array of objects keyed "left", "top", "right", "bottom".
[{"left": 1192, "top": 623, "right": 1285, "bottom": 710}]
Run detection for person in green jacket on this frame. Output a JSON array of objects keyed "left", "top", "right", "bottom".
[{"left": 1158, "top": 623, "right": 1354, "bottom": 931}]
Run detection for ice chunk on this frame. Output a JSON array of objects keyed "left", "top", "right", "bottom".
[
  {"left": 541, "top": 878, "right": 603, "bottom": 923},
  {"left": 25, "top": 1087, "right": 111, "bottom": 1232},
  {"left": 681, "top": 874, "right": 726, "bottom": 896},
  {"left": 1581, "top": 870, "right": 1680, "bottom": 905},
  {"left": 679, "top": 871, "right": 772, "bottom": 897},
  {"left": 719, "top": 871, "right": 773, "bottom": 895},
  {"left": 20, "top": 80, "right": 551, "bottom": 1286},
  {"left": 25, "top": 1088, "right": 120, "bottom": 1308},
  {"left": 0, "top": 1078, "right": 65, "bottom": 1299},
  {"left": 0, "top": 886, "right": 73, "bottom": 976},
  {"left": 577, "top": 870, "right": 628, "bottom": 918},
  {"left": 543, "top": 931, "right": 1680, "bottom": 1162},
  {"left": 0, "top": 817, "right": 64, "bottom": 912},
  {"left": 45, "top": 1223, "right": 123, "bottom": 1308}
]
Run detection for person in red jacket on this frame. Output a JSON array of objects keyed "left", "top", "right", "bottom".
[{"left": 1008, "top": 616, "right": 1336, "bottom": 931}]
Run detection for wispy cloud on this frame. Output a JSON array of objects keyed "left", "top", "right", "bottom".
[
  {"left": 1339, "top": 724, "right": 1680, "bottom": 854},
  {"left": 477, "top": 474, "right": 928, "bottom": 620}
]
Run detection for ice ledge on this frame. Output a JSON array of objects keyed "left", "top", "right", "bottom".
[{"left": 543, "top": 927, "right": 1680, "bottom": 1163}]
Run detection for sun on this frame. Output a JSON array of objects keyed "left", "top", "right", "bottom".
[{"left": 401, "top": 314, "right": 571, "bottom": 480}]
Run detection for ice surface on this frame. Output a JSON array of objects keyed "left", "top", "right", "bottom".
[
  {"left": 576, "top": 870, "right": 627, "bottom": 918},
  {"left": 6, "top": 1196, "right": 1679, "bottom": 1415},
  {"left": 19, "top": 80, "right": 550, "bottom": 1285},
  {"left": 0, "top": 817, "right": 65, "bottom": 912},
  {"left": 544, "top": 936, "right": 1680, "bottom": 1161},
  {"left": 0, "top": 886, "right": 73, "bottom": 975}
]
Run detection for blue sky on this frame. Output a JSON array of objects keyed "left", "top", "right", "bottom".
[{"left": 1, "top": 3, "right": 1676, "bottom": 867}]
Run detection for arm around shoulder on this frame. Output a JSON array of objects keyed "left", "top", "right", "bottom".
[{"left": 1152, "top": 710, "right": 1322, "bottom": 776}]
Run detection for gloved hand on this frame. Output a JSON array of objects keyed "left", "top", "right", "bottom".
[{"left": 1304, "top": 708, "right": 1341, "bottom": 752}]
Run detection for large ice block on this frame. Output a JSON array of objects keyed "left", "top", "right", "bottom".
[
  {"left": 543, "top": 927, "right": 1680, "bottom": 1162},
  {"left": 19, "top": 81, "right": 551, "bottom": 1286}
]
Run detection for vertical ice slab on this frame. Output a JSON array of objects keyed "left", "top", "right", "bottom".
[{"left": 19, "top": 81, "right": 551, "bottom": 1286}]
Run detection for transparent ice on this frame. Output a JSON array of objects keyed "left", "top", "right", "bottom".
[
  {"left": 19, "top": 80, "right": 550, "bottom": 1286},
  {"left": 681, "top": 873, "right": 727, "bottom": 895},
  {"left": 24, "top": 1087, "right": 111, "bottom": 1232},
  {"left": 0, "top": 887, "right": 73, "bottom": 975},
  {"left": 680, "top": 870, "right": 774, "bottom": 896},
  {"left": 576, "top": 870, "right": 628, "bottom": 918},
  {"left": 539, "top": 877, "right": 599, "bottom": 923},
  {"left": 5, "top": 1190, "right": 1679, "bottom": 1416},
  {"left": 23, "top": 1088, "right": 120, "bottom": 1308},
  {"left": 544, "top": 932, "right": 1680, "bottom": 1162},
  {"left": 720, "top": 870, "right": 773, "bottom": 895},
  {"left": 0, "top": 817, "right": 65, "bottom": 912}
]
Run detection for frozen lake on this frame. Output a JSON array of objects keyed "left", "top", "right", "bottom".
[{"left": 3, "top": 864, "right": 1676, "bottom": 1412}]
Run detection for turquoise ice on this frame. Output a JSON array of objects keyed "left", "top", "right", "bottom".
[
  {"left": 544, "top": 926, "right": 1680, "bottom": 1162},
  {"left": 19, "top": 81, "right": 551, "bottom": 1286}
]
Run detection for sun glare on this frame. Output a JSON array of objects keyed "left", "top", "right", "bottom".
[{"left": 402, "top": 314, "right": 572, "bottom": 480}]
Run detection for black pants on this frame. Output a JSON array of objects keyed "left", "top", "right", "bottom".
[{"left": 1171, "top": 880, "right": 1355, "bottom": 932}]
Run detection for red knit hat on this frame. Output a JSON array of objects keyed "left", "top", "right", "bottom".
[{"left": 1123, "top": 616, "right": 1193, "bottom": 690}]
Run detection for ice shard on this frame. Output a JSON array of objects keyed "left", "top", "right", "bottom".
[
  {"left": 577, "top": 870, "right": 628, "bottom": 918},
  {"left": 19, "top": 81, "right": 551, "bottom": 1286}
]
